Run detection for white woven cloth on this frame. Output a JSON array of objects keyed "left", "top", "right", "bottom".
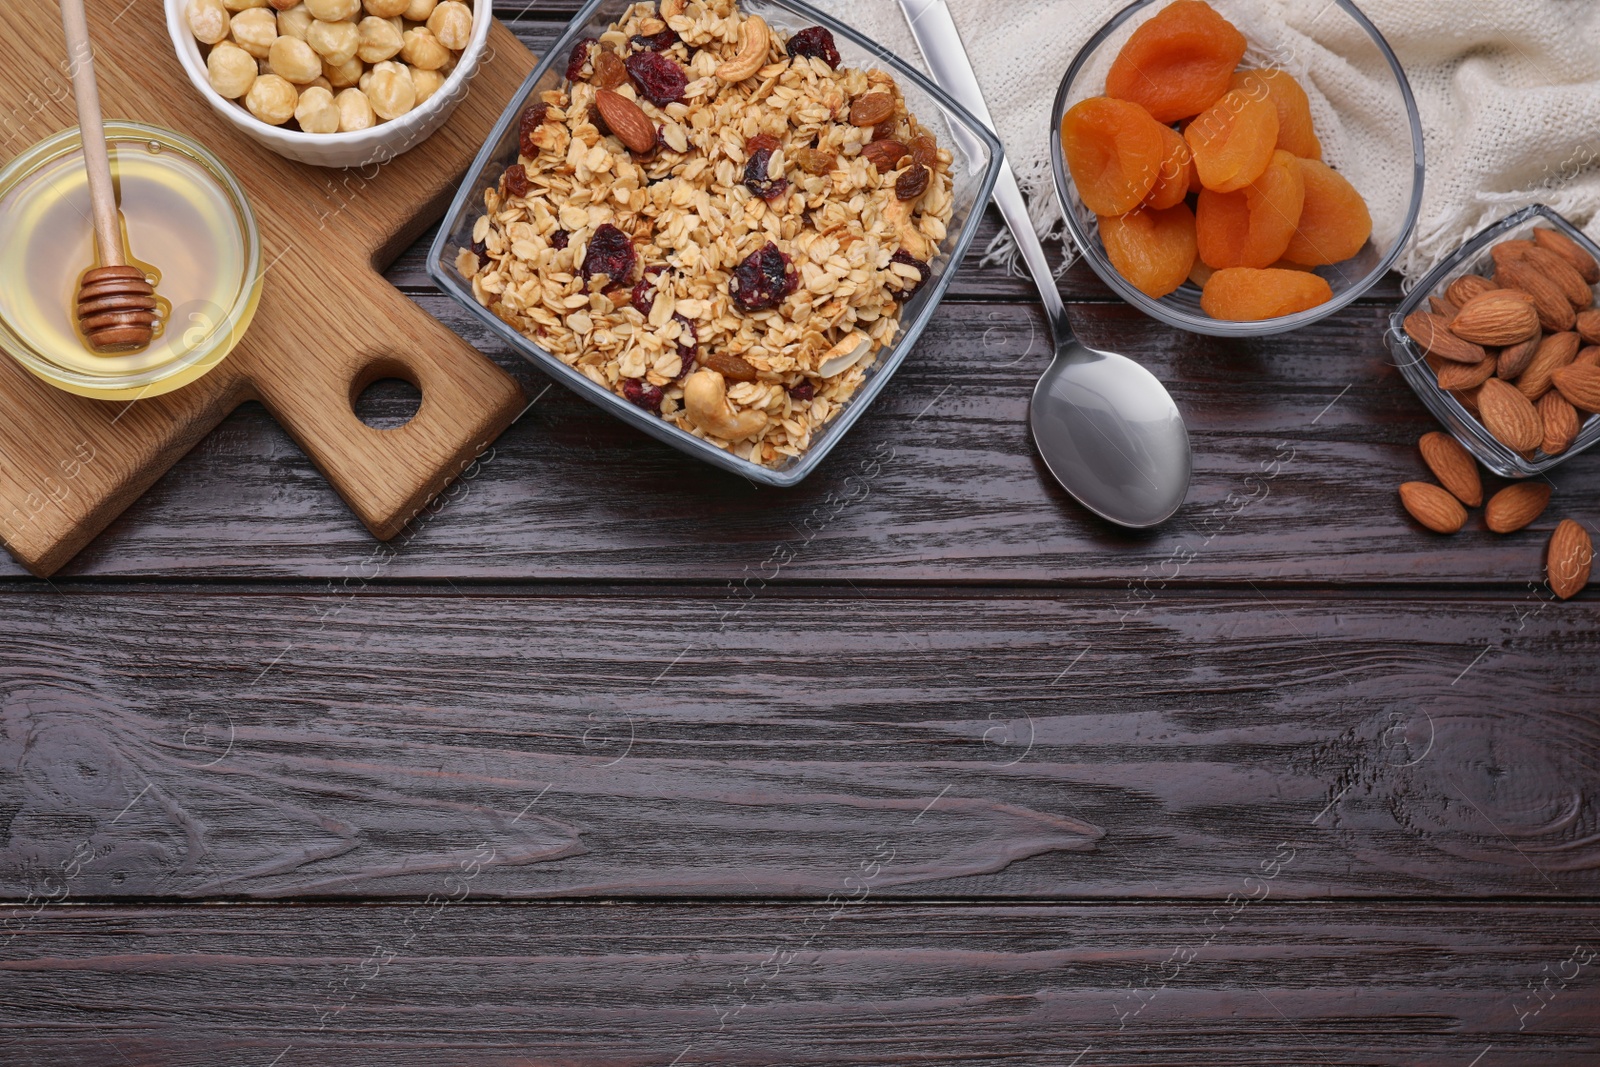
[{"left": 809, "top": 0, "right": 1600, "bottom": 284}]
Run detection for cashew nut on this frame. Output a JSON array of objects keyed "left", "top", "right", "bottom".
[
  {"left": 883, "top": 196, "right": 932, "bottom": 261},
  {"left": 817, "top": 332, "right": 872, "bottom": 377},
  {"left": 684, "top": 368, "right": 768, "bottom": 441},
  {"left": 715, "top": 15, "right": 770, "bottom": 83}
]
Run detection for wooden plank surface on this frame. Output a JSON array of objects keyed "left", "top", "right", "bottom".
[
  {"left": 3, "top": 904, "right": 1597, "bottom": 1065},
  {"left": 4, "top": 590, "right": 1595, "bottom": 900}
]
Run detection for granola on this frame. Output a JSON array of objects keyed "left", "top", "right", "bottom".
[{"left": 456, "top": 0, "right": 955, "bottom": 466}]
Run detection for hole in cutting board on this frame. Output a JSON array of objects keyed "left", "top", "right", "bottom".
[{"left": 351, "top": 359, "right": 423, "bottom": 430}]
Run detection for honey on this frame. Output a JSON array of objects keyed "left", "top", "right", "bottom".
[{"left": 0, "top": 122, "right": 260, "bottom": 400}]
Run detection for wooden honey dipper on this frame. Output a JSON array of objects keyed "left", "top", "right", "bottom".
[{"left": 59, "top": 0, "right": 160, "bottom": 353}]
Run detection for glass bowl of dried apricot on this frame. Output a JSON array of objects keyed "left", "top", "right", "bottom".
[
  {"left": 1389, "top": 206, "right": 1600, "bottom": 479},
  {"left": 1050, "top": 0, "right": 1424, "bottom": 336}
]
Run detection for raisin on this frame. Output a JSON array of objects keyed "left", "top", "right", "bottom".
[
  {"left": 1105, "top": 0, "right": 1247, "bottom": 123},
  {"left": 630, "top": 28, "right": 679, "bottom": 52},
  {"left": 730, "top": 242, "right": 797, "bottom": 312},
  {"left": 672, "top": 313, "right": 697, "bottom": 378},
  {"left": 565, "top": 37, "right": 599, "bottom": 82},
  {"left": 1185, "top": 89, "right": 1278, "bottom": 193},
  {"left": 701, "top": 350, "right": 760, "bottom": 382},
  {"left": 848, "top": 92, "right": 895, "bottom": 127},
  {"left": 746, "top": 133, "right": 781, "bottom": 154},
  {"left": 1100, "top": 202, "right": 1198, "bottom": 299},
  {"left": 592, "top": 50, "right": 628, "bottom": 90},
  {"left": 744, "top": 146, "right": 790, "bottom": 201},
  {"left": 908, "top": 134, "right": 939, "bottom": 170},
  {"left": 1231, "top": 69, "right": 1322, "bottom": 161},
  {"left": 871, "top": 120, "right": 898, "bottom": 143},
  {"left": 1281, "top": 158, "right": 1371, "bottom": 266},
  {"left": 792, "top": 146, "right": 836, "bottom": 175},
  {"left": 622, "top": 377, "right": 664, "bottom": 413},
  {"left": 581, "top": 223, "right": 637, "bottom": 286},
  {"left": 895, "top": 164, "right": 930, "bottom": 202},
  {"left": 551, "top": 229, "right": 570, "bottom": 250},
  {"left": 503, "top": 163, "right": 531, "bottom": 198},
  {"left": 518, "top": 104, "right": 549, "bottom": 157},
  {"left": 787, "top": 26, "right": 840, "bottom": 68},
  {"left": 1200, "top": 266, "right": 1333, "bottom": 321},
  {"left": 860, "top": 139, "right": 907, "bottom": 172},
  {"left": 625, "top": 50, "right": 688, "bottom": 106},
  {"left": 788, "top": 381, "right": 815, "bottom": 402},
  {"left": 888, "top": 249, "right": 930, "bottom": 301},
  {"left": 1059, "top": 96, "right": 1166, "bottom": 216},
  {"left": 630, "top": 266, "right": 668, "bottom": 314}
]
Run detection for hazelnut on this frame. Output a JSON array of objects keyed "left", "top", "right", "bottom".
[
  {"left": 245, "top": 72, "right": 298, "bottom": 124},
  {"left": 366, "top": 61, "right": 415, "bottom": 119},
  {"left": 306, "top": 18, "right": 360, "bottom": 65},
  {"left": 206, "top": 41, "right": 258, "bottom": 98},
  {"left": 222, "top": 0, "right": 270, "bottom": 9},
  {"left": 356, "top": 15, "right": 403, "bottom": 63},
  {"left": 276, "top": 3, "right": 312, "bottom": 39},
  {"left": 336, "top": 86, "right": 376, "bottom": 130},
  {"left": 295, "top": 85, "right": 341, "bottom": 132},
  {"left": 308, "top": 74, "right": 334, "bottom": 93},
  {"left": 323, "top": 55, "right": 363, "bottom": 87},
  {"left": 410, "top": 65, "right": 445, "bottom": 106},
  {"left": 363, "top": 0, "right": 410, "bottom": 15},
  {"left": 402, "top": 0, "right": 437, "bottom": 19},
  {"left": 229, "top": 8, "right": 278, "bottom": 58},
  {"left": 304, "top": 0, "right": 360, "bottom": 19},
  {"left": 186, "top": 0, "right": 230, "bottom": 44},
  {"left": 426, "top": 1, "right": 472, "bottom": 50},
  {"left": 268, "top": 34, "right": 322, "bottom": 83},
  {"left": 269, "top": 0, "right": 299, "bottom": 9},
  {"left": 399, "top": 26, "right": 448, "bottom": 70}
]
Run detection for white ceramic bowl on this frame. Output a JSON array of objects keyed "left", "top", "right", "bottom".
[{"left": 165, "top": 0, "right": 492, "bottom": 168}]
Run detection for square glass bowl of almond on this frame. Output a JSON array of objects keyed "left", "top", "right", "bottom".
[
  {"left": 426, "top": 0, "right": 1002, "bottom": 486},
  {"left": 1390, "top": 205, "right": 1600, "bottom": 479}
]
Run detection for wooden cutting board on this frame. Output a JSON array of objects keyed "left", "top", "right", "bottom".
[{"left": 0, "top": 1, "right": 535, "bottom": 577}]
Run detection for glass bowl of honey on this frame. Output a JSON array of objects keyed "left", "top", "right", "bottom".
[{"left": 0, "top": 121, "right": 261, "bottom": 401}]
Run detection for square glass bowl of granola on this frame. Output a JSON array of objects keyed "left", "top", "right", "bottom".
[{"left": 427, "top": 0, "right": 1002, "bottom": 485}]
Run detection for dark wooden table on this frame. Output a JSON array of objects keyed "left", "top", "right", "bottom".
[{"left": 4, "top": 7, "right": 1600, "bottom": 1064}]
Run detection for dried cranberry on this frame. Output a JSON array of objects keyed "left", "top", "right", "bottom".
[
  {"left": 630, "top": 29, "right": 679, "bottom": 52},
  {"left": 581, "top": 223, "right": 637, "bottom": 286},
  {"left": 630, "top": 266, "right": 668, "bottom": 315},
  {"left": 743, "top": 147, "right": 790, "bottom": 202},
  {"left": 622, "top": 378, "right": 664, "bottom": 414},
  {"left": 730, "top": 242, "right": 798, "bottom": 312},
  {"left": 503, "top": 164, "right": 531, "bottom": 198},
  {"left": 625, "top": 50, "right": 688, "bottom": 106},
  {"left": 788, "top": 381, "right": 815, "bottom": 402},
  {"left": 787, "top": 27, "right": 840, "bottom": 68},
  {"left": 566, "top": 37, "right": 599, "bottom": 82},
  {"left": 672, "top": 313, "right": 697, "bottom": 377},
  {"left": 551, "top": 229, "right": 570, "bottom": 250},
  {"left": 518, "top": 104, "right": 549, "bottom": 157},
  {"left": 889, "top": 249, "right": 931, "bottom": 301}
]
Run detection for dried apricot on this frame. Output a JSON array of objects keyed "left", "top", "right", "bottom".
[
  {"left": 1281, "top": 158, "right": 1371, "bottom": 266},
  {"left": 1105, "top": 0, "right": 1247, "bottom": 123},
  {"left": 1185, "top": 89, "right": 1279, "bottom": 192},
  {"left": 1099, "top": 202, "right": 1198, "bottom": 300},
  {"left": 1201, "top": 266, "right": 1332, "bottom": 320},
  {"left": 1143, "top": 124, "right": 1194, "bottom": 210},
  {"left": 1060, "top": 96, "right": 1167, "bottom": 216},
  {"left": 1230, "top": 69, "right": 1321, "bottom": 160},
  {"left": 1195, "top": 150, "right": 1304, "bottom": 268}
]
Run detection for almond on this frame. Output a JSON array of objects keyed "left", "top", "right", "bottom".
[
  {"left": 1496, "top": 258, "right": 1577, "bottom": 331},
  {"left": 1521, "top": 245, "right": 1594, "bottom": 309},
  {"left": 1398, "top": 482, "right": 1467, "bottom": 534},
  {"left": 594, "top": 89, "right": 658, "bottom": 154},
  {"left": 1445, "top": 273, "right": 1496, "bottom": 307},
  {"left": 1454, "top": 383, "right": 1483, "bottom": 416},
  {"left": 1478, "top": 377, "right": 1544, "bottom": 452},
  {"left": 1438, "top": 357, "right": 1494, "bottom": 391},
  {"left": 1577, "top": 345, "right": 1600, "bottom": 368},
  {"left": 1485, "top": 482, "right": 1551, "bottom": 533},
  {"left": 1515, "top": 331, "right": 1580, "bottom": 400},
  {"left": 1538, "top": 389, "right": 1581, "bottom": 455},
  {"left": 1491, "top": 240, "right": 1538, "bottom": 269},
  {"left": 1577, "top": 309, "right": 1600, "bottom": 346},
  {"left": 1448, "top": 292, "right": 1541, "bottom": 346},
  {"left": 1418, "top": 431, "right": 1483, "bottom": 506},
  {"left": 1552, "top": 362, "right": 1600, "bottom": 413},
  {"left": 1534, "top": 226, "right": 1600, "bottom": 284},
  {"left": 1404, "top": 310, "right": 1487, "bottom": 364},
  {"left": 1429, "top": 295, "right": 1458, "bottom": 321},
  {"left": 1497, "top": 336, "right": 1541, "bottom": 380},
  {"left": 1547, "top": 518, "right": 1593, "bottom": 600}
]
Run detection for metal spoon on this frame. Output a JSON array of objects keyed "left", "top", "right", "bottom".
[{"left": 898, "top": 0, "right": 1192, "bottom": 528}]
